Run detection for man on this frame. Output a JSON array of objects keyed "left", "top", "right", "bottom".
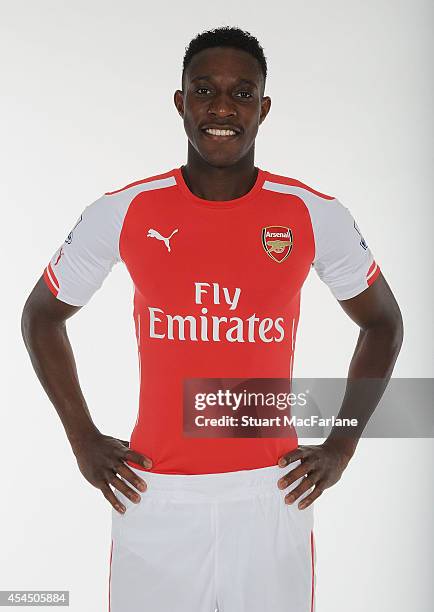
[{"left": 21, "top": 25, "right": 403, "bottom": 612}]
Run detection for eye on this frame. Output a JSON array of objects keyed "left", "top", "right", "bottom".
[
  {"left": 195, "top": 87, "right": 211, "bottom": 95},
  {"left": 235, "top": 91, "right": 253, "bottom": 99}
]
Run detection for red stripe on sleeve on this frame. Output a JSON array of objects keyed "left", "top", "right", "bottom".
[
  {"left": 367, "top": 263, "right": 381, "bottom": 286},
  {"left": 367, "top": 261, "right": 376, "bottom": 277},
  {"left": 43, "top": 267, "right": 59, "bottom": 297},
  {"left": 47, "top": 263, "right": 59, "bottom": 287}
]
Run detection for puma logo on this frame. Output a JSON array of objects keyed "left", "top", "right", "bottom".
[{"left": 147, "top": 228, "right": 178, "bottom": 253}]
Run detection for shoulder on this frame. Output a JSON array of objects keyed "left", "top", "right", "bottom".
[
  {"left": 104, "top": 168, "right": 176, "bottom": 198},
  {"left": 263, "top": 170, "right": 351, "bottom": 233},
  {"left": 84, "top": 169, "right": 177, "bottom": 225},
  {"left": 263, "top": 170, "right": 336, "bottom": 202}
]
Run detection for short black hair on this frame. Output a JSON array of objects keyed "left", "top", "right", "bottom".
[{"left": 182, "top": 26, "right": 267, "bottom": 94}]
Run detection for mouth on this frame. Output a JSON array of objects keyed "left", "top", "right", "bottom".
[{"left": 200, "top": 127, "right": 242, "bottom": 141}]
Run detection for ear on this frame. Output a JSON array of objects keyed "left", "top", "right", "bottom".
[{"left": 174, "top": 90, "right": 184, "bottom": 117}]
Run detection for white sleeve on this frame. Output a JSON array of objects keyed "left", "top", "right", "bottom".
[
  {"left": 309, "top": 197, "right": 380, "bottom": 300},
  {"left": 43, "top": 195, "right": 123, "bottom": 306}
]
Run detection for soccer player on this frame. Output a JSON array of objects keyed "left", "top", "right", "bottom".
[{"left": 21, "top": 26, "right": 403, "bottom": 612}]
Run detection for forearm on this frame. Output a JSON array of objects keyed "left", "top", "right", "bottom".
[
  {"left": 21, "top": 309, "right": 100, "bottom": 450},
  {"left": 324, "top": 320, "right": 403, "bottom": 457}
]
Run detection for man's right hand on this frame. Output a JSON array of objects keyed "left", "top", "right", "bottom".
[{"left": 71, "top": 431, "right": 152, "bottom": 514}]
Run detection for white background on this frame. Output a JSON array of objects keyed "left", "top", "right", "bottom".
[{"left": 1, "top": 1, "right": 433, "bottom": 610}]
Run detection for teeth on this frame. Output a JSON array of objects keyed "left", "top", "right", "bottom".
[{"left": 205, "top": 128, "right": 236, "bottom": 136}]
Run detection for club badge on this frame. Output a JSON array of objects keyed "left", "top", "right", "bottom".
[{"left": 262, "top": 226, "right": 293, "bottom": 263}]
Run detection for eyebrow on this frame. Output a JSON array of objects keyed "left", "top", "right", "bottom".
[{"left": 190, "top": 75, "right": 258, "bottom": 89}]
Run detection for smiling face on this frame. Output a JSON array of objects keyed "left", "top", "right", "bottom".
[{"left": 174, "top": 46, "right": 271, "bottom": 168}]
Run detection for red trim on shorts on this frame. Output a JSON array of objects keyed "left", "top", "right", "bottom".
[
  {"left": 108, "top": 539, "right": 113, "bottom": 612},
  {"left": 310, "top": 530, "right": 315, "bottom": 612}
]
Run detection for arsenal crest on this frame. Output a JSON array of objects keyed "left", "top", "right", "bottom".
[{"left": 262, "top": 226, "right": 293, "bottom": 263}]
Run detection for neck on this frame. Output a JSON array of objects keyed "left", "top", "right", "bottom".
[{"left": 182, "top": 146, "right": 258, "bottom": 202}]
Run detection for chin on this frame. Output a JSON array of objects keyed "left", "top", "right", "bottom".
[{"left": 198, "top": 150, "right": 244, "bottom": 168}]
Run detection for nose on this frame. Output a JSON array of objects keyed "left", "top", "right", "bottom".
[{"left": 207, "top": 93, "right": 237, "bottom": 118}]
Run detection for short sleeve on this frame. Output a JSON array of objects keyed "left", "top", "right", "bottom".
[
  {"left": 43, "top": 195, "right": 122, "bottom": 306},
  {"left": 311, "top": 197, "right": 381, "bottom": 300}
]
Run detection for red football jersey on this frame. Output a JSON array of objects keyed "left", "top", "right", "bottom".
[{"left": 43, "top": 166, "right": 380, "bottom": 474}]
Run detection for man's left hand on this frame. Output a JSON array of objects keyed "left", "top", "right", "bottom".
[{"left": 277, "top": 442, "right": 354, "bottom": 509}]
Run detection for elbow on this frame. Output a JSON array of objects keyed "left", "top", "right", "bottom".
[
  {"left": 21, "top": 297, "right": 34, "bottom": 348},
  {"left": 21, "top": 293, "right": 42, "bottom": 348},
  {"left": 366, "top": 303, "right": 404, "bottom": 358},
  {"left": 383, "top": 304, "right": 404, "bottom": 357},
  {"left": 391, "top": 296, "right": 404, "bottom": 349},
  {"left": 394, "top": 309, "right": 404, "bottom": 355}
]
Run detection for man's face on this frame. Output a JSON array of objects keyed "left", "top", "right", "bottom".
[{"left": 174, "top": 46, "right": 271, "bottom": 167}]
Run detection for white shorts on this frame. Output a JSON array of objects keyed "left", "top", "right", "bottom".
[{"left": 109, "top": 463, "right": 316, "bottom": 612}]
